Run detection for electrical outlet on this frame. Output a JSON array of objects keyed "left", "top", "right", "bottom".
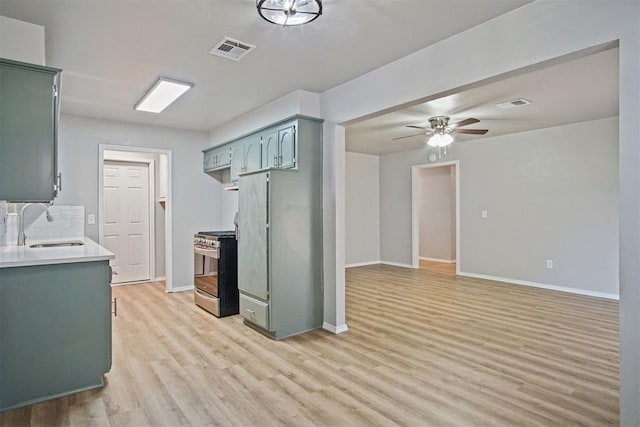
[
  {"left": 481, "top": 210, "right": 488, "bottom": 219},
  {"left": 546, "top": 259, "right": 553, "bottom": 269},
  {"left": 87, "top": 214, "right": 96, "bottom": 225}
]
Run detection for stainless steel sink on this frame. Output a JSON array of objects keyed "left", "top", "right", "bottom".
[{"left": 29, "top": 241, "right": 85, "bottom": 248}]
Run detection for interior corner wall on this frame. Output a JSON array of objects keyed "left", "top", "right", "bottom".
[
  {"left": 418, "top": 166, "right": 455, "bottom": 262},
  {"left": 380, "top": 117, "right": 619, "bottom": 296},
  {"left": 57, "top": 114, "right": 217, "bottom": 289},
  {"left": 345, "top": 151, "right": 380, "bottom": 266}
]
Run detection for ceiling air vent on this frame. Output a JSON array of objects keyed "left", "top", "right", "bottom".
[
  {"left": 496, "top": 98, "right": 532, "bottom": 109},
  {"left": 209, "top": 37, "right": 256, "bottom": 61}
]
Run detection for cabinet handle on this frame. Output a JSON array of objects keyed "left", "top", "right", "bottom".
[
  {"left": 246, "top": 309, "right": 255, "bottom": 316},
  {"left": 54, "top": 173, "right": 62, "bottom": 193},
  {"left": 112, "top": 297, "right": 118, "bottom": 317}
]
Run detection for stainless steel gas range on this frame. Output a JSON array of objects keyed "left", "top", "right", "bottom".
[{"left": 193, "top": 231, "right": 238, "bottom": 317}]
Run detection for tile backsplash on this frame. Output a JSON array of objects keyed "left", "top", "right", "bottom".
[{"left": 2, "top": 204, "right": 85, "bottom": 246}]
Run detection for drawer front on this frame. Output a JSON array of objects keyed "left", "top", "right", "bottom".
[
  {"left": 239, "top": 293, "right": 269, "bottom": 330},
  {"left": 194, "top": 289, "right": 220, "bottom": 317}
]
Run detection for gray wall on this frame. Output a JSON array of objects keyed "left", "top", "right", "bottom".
[
  {"left": 345, "top": 152, "right": 380, "bottom": 266},
  {"left": 418, "top": 166, "right": 456, "bottom": 262},
  {"left": 380, "top": 117, "right": 619, "bottom": 295},
  {"left": 57, "top": 114, "right": 220, "bottom": 289}
]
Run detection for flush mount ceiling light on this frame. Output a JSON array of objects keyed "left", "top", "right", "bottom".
[
  {"left": 134, "top": 77, "right": 193, "bottom": 113},
  {"left": 257, "top": 0, "right": 322, "bottom": 26}
]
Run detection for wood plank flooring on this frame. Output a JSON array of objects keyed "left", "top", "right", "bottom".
[{"left": 1, "top": 263, "right": 619, "bottom": 426}]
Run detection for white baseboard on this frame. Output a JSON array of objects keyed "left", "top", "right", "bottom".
[
  {"left": 110, "top": 279, "right": 151, "bottom": 287},
  {"left": 323, "top": 322, "right": 349, "bottom": 334},
  {"left": 345, "top": 260, "right": 418, "bottom": 270},
  {"left": 168, "top": 285, "right": 194, "bottom": 293},
  {"left": 419, "top": 257, "right": 456, "bottom": 264},
  {"left": 153, "top": 276, "right": 166, "bottom": 282},
  {"left": 380, "top": 260, "right": 416, "bottom": 269},
  {"left": 345, "top": 260, "right": 381, "bottom": 268},
  {"left": 457, "top": 271, "right": 619, "bottom": 300}
]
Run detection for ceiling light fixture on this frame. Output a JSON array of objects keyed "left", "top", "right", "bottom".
[
  {"left": 426, "top": 116, "right": 454, "bottom": 148},
  {"left": 134, "top": 77, "right": 193, "bottom": 113},
  {"left": 256, "top": 0, "right": 322, "bottom": 26},
  {"left": 427, "top": 132, "right": 454, "bottom": 147}
]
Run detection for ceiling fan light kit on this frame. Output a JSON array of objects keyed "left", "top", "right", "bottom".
[
  {"left": 428, "top": 132, "right": 454, "bottom": 147},
  {"left": 393, "top": 115, "right": 489, "bottom": 151},
  {"left": 257, "top": 0, "right": 322, "bottom": 26}
]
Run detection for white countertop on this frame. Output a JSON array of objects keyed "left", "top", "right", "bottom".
[{"left": 0, "top": 237, "right": 115, "bottom": 268}]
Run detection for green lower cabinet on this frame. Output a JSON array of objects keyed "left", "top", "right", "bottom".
[{"left": 0, "top": 261, "right": 112, "bottom": 412}]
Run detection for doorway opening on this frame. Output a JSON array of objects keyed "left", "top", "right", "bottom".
[
  {"left": 98, "top": 145, "right": 173, "bottom": 292},
  {"left": 412, "top": 161, "right": 460, "bottom": 273}
]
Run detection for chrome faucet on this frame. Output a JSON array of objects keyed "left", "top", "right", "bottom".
[{"left": 17, "top": 203, "right": 54, "bottom": 246}]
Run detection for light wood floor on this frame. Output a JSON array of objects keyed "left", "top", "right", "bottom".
[{"left": 1, "top": 263, "right": 619, "bottom": 426}]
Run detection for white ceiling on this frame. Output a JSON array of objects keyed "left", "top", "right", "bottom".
[
  {"left": 0, "top": 0, "right": 532, "bottom": 132},
  {"left": 346, "top": 47, "right": 619, "bottom": 155}
]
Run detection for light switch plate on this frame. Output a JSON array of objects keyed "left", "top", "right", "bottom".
[
  {"left": 87, "top": 214, "right": 96, "bottom": 225},
  {"left": 481, "top": 210, "right": 488, "bottom": 219}
]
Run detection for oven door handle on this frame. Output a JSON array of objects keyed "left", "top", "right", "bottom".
[{"left": 194, "top": 246, "right": 220, "bottom": 258}]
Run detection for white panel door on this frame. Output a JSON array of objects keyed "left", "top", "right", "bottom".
[{"left": 103, "top": 161, "right": 150, "bottom": 284}]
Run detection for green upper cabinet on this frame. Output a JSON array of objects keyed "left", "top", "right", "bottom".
[
  {"left": 0, "top": 58, "right": 61, "bottom": 202},
  {"left": 229, "top": 141, "right": 244, "bottom": 182},
  {"left": 215, "top": 144, "right": 231, "bottom": 167},
  {"left": 260, "top": 123, "right": 296, "bottom": 170},
  {"left": 230, "top": 135, "right": 263, "bottom": 183},
  {"left": 261, "top": 129, "right": 278, "bottom": 169},
  {"left": 203, "top": 117, "right": 300, "bottom": 177},
  {"left": 277, "top": 124, "right": 296, "bottom": 169},
  {"left": 244, "top": 135, "right": 262, "bottom": 173},
  {"left": 203, "top": 144, "right": 231, "bottom": 172}
]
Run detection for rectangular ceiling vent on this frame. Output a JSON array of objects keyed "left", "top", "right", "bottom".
[
  {"left": 209, "top": 37, "right": 256, "bottom": 61},
  {"left": 496, "top": 98, "right": 532, "bottom": 109}
]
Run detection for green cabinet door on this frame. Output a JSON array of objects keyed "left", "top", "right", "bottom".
[
  {"left": 229, "top": 141, "right": 244, "bottom": 182},
  {"left": 278, "top": 124, "right": 296, "bottom": 169},
  {"left": 244, "top": 135, "right": 262, "bottom": 173},
  {"left": 214, "top": 145, "right": 231, "bottom": 167},
  {"left": 0, "top": 59, "right": 61, "bottom": 202},
  {"left": 237, "top": 172, "right": 269, "bottom": 301},
  {"left": 262, "top": 130, "right": 278, "bottom": 169},
  {"left": 203, "top": 149, "right": 215, "bottom": 171}
]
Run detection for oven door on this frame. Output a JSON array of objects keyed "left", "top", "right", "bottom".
[{"left": 194, "top": 245, "right": 219, "bottom": 298}]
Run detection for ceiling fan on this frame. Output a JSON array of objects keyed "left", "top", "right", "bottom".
[{"left": 393, "top": 116, "right": 488, "bottom": 147}]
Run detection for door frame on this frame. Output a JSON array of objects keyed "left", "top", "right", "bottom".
[
  {"left": 411, "top": 160, "right": 460, "bottom": 273},
  {"left": 98, "top": 144, "right": 174, "bottom": 292}
]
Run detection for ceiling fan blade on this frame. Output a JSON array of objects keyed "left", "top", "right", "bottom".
[
  {"left": 449, "top": 118, "right": 480, "bottom": 128},
  {"left": 453, "top": 128, "right": 488, "bottom": 135},
  {"left": 406, "top": 125, "right": 429, "bottom": 130},
  {"left": 392, "top": 132, "right": 426, "bottom": 141}
]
